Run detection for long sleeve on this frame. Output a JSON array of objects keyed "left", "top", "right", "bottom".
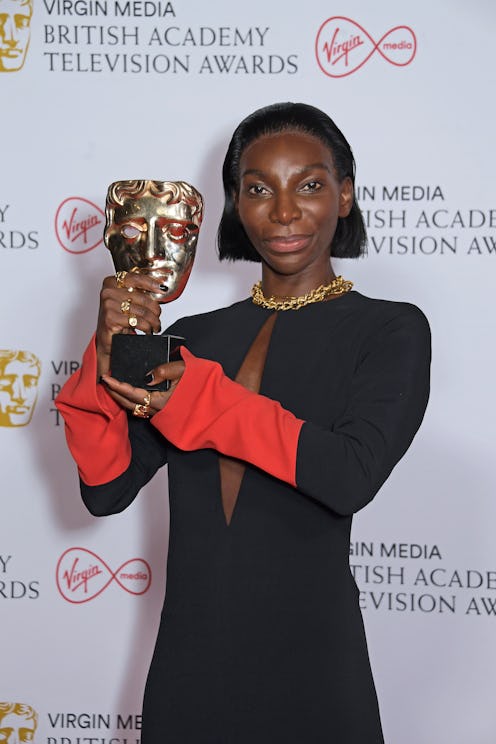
[
  {"left": 55, "top": 335, "right": 168, "bottom": 516},
  {"left": 55, "top": 334, "right": 132, "bottom": 485},
  {"left": 79, "top": 416, "right": 168, "bottom": 516},
  {"left": 151, "top": 304, "right": 431, "bottom": 516},
  {"left": 151, "top": 346, "right": 304, "bottom": 485},
  {"left": 295, "top": 305, "right": 431, "bottom": 514}
]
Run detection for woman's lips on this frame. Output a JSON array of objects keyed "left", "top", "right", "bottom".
[{"left": 263, "top": 235, "right": 312, "bottom": 253}]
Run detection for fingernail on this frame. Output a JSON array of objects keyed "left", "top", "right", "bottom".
[
  {"left": 99, "top": 376, "right": 109, "bottom": 386},
  {"left": 159, "top": 284, "right": 168, "bottom": 292},
  {"left": 145, "top": 371, "right": 154, "bottom": 382}
]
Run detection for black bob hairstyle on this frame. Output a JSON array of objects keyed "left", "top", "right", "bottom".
[{"left": 217, "top": 102, "right": 366, "bottom": 262}]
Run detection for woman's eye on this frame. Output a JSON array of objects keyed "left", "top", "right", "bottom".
[
  {"left": 247, "top": 184, "right": 268, "bottom": 196},
  {"left": 301, "top": 181, "right": 322, "bottom": 192}
]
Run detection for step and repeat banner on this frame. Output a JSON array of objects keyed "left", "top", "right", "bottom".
[{"left": 2, "top": 1, "right": 495, "bottom": 742}]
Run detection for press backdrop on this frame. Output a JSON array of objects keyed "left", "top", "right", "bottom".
[{"left": 2, "top": 1, "right": 495, "bottom": 742}]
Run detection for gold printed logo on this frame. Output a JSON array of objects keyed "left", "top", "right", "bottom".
[
  {"left": 0, "top": 0, "right": 32, "bottom": 72},
  {"left": 0, "top": 702, "right": 38, "bottom": 743},
  {"left": 0, "top": 350, "right": 41, "bottom": 427}
]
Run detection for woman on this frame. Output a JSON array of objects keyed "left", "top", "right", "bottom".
[{"left": 56, "top": 102, "right": 431, "bottom": 743}]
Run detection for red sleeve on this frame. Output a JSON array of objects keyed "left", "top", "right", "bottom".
[
  {"left": 150, "top": 302, "right": 430, "bottom": 518},
  {"left": 151, "top": 346, "right": 304, "bottom": 486},
  {"left": 55, "top": 335, "right": 131, "bottom": 486}
]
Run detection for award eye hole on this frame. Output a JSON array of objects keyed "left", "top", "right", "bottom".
[
  {"left": 165, "top": 223, "right": 199, "bottom": 242},
  {"left": 166, "top": 224, "right": 188, "bottom": 240},
  {"left": 16, "top": 14, "right": 31, "bottom": 29},
  {"left": 121, "top": 224, "right": 141, "bottom": 239}
]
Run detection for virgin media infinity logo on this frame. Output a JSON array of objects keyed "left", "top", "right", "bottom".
[
  {"left": 56, "top": 547, "right": 152, "bottom": 604},
  {"left": 55, "top": 197, "right": 104, "bottom": 254},
  {"left": 315, "top": 17, "right": 416, "bottom": 78}
]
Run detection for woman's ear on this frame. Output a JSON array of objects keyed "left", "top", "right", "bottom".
[{"left": 338, "top": 177, "right": 354, "bottom": 218}]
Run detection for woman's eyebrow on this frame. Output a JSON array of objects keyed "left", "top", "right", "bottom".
[
  {"left": 241, "top": 163, "right": 332, "bottom": 178},
  {"left": 240, "top": 168, "right": 266, "bottom": 178},
  {"left": 298, "top": 162, "right": 332, "bottom": 174}
]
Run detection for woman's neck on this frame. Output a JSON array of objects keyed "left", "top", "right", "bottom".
[{"left": 260, "top": 265, "right": 336, "bottom": 299}]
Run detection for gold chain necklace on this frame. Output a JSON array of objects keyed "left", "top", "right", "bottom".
[{"left": 251, "top": 275, "right": 353, "bottom": 311}]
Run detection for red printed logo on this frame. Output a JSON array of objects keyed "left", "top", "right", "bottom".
[
  {"left": 315, "top": 17, "right": 416, "bottom": 78},
  {"left": 55, "top": 197, "right": 104, "bottom": 254},
  {"left": 56, "top": 547, "right": 152, "bottom": 604}
]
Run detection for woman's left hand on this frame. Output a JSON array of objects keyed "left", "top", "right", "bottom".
[{"left": 101, "top": 360, "right": 185, "bottom": 418}]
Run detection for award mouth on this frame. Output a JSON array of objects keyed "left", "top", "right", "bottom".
[
  {"left": 0, "top": 48, "right": 23, "bottom": 59},
  {"left": 142, "top": 268, "right": 173, "bottom": 276},
  {"left": 7, "top": 405, "right": 30, "bottom": 415},
  {"left": 130, "top": 266, "right": 173, "bottom": 280}
]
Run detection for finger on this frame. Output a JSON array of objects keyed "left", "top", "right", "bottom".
[
  {"left": 112, "top": 306, "right": 161, "bottom": 336},
  {"left": 146, "top": 389, "right": 173, "bottom": 414},
  {"left": 101, "top": 376, "right": 171, "bottom": 415},
  {"left": 101, "top": 377, "right": 151, "bottom": 415},
  {"left": 104, "top": 272, "right": 170, "bottom": 299},
  {"left": 101, "top": 375, "right": 147, "bottom": 401},
  {"left": 147, "top": 361, "right": 185, "bottom": 385},
  {"left": 100, "top": 284, "right": 163, "bottom": 318},
  {"left": 104, "top": 386, "right": 136, "bottom": 411},
  {"left": 100, "top": 294, "right": 162, "bottom": 335}
]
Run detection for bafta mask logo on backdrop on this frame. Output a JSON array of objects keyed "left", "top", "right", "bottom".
[
  {"left": 315, "top": 17, "right": 416, "bottom": 78},
  {"left": 0, "top": 0, "right": 32, "bottom": 73},
  {"left": 56, "top": 547, "right": 152, "bottom": 604},
  {"left": 0, "top": 350, "right": 41, "bottom": 427},
  {"left": 0, "top": 702, "right": 38, "bottom": 743},
  {"left": 55, "top": 197, "right": 104, "bottom": 254}
]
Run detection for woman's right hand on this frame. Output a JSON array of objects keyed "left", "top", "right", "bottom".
[{"left": 96, "top": 272, "right": 168, "bottom": 377}]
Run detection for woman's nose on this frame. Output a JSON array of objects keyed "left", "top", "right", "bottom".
[{"left": 269, "top": 192, "right": 301, "bottom": 225}]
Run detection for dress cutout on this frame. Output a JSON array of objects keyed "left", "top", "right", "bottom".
[{"left": 218, "top": 312, "right": 277, "bottom": 525}]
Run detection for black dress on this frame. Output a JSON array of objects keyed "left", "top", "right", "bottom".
[{"left": 81, "top": 292, "right": 431, "bottom": 744}]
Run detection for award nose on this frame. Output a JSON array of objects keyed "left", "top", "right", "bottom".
[
  {"left": 144, "top": 218, "right": 165, "bottom": 263},
  {"left": 3, "top": 16, "right": 17, "bottom": 44},
  {"left": 11, "top": 377, "right": 27, "bottom": 403}
]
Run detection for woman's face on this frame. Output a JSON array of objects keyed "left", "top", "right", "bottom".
[{"left": 236, "top": 130, "right": 353, "bottom": 282}]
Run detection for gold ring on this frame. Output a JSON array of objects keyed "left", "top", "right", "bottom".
[
  {"left": 116, "top": 270, "right": 128, "bottom": 288},
  {"left": 128, "top": 315, "right": 138, "bottom": 328},
  {"left": 133, "top": 403, "right": 150, "bottom": 418},
  {"left": 143, "top": 392, "right": 151, "bottom": 407},
  {"left": 120, "top": 299, "right": 131, "bottom": 314}
]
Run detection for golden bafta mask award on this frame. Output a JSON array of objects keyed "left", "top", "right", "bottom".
[{"left": 104, "top": 179, "right": 204, "bottom": 391}]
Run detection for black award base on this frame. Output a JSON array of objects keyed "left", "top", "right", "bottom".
[{"left": 110, "top": 334, "right": 185, "bottom": 391}]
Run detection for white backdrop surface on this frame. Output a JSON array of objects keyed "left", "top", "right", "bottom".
[{"left": 1, "top": 1, "right": 495, "bottom": 742}]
